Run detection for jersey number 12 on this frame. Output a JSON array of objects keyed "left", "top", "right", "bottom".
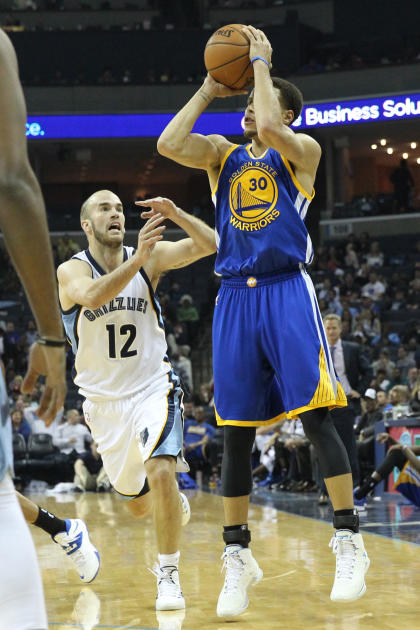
[{"left": 106, "top": 324, "right": 137, "bottom": 359}]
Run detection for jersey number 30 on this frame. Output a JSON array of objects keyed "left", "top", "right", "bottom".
[{"left": 106, "top": 324, "right": 137, "bottom": 359}]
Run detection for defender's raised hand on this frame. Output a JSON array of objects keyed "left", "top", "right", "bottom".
[
  {"left": 136, "top": 212, "right": 166, "bottom": 264},
  {"left": 136, "top": 196, "right": 179, "bottom": 221}
]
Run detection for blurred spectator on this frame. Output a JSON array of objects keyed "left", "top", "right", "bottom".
[
  {"left": 390, "top": 159, "right": 414, "bottom": 212},
  {"left": 24, "top": 319, "right": 38, "bottom": 345},
  {"left": 53, "top": 409, "right": 92, "bottom": 455},
  {"left": 74, "top": 441, "right": 110, "bottom": 492},
  {"left": 389, "top": 385, "right": 411, "bottom": 418},
  {"left": 406, "top": 278, "right": 420, "bottom": 309},
  {"left": 357, "top": 309, "right": 381, "bottom": 342},
  {"left": 11, "top": 408, "right": 32, "bottom": 442},
  {"left": 121, "top": 69, "right": 132, "bottom": 84},
  {"left": 362, "top": 271, "right": 386, "bottom": 300},
  {"left": 57, "top": 234, "right": 80, "bottom": 262},
  {"left": 183, "top": 404, "right": 215, "bottom": 482},
  {"left": 390, "top": 288, "right": 407, "bottom": 310},
  {"left": 344, "top": 243, "right": 359, "bottom": 269},
  {"left": 376, "top": 389, "right": 392, "bottom": 413},
  {"left": 372, "top": 349, "right": 395, "bottom": 379},
  {"left": 355, "top": 434, "right": 420, "bottom": 507},
  {"left": 177, "top": 294, "right": 199, "bottom": 339},
  {"left": 365, "top": 241, "right": 384, "bottom": 267},
  {"left": 5, "top": 321, "right": 20, "bottom": 346},
  {"left": 396, "top": 346, "right": 416, "bottom": 379},
  {"left": 406, "top": 366, "right": 419, "bottom": 393},
  {"left": 355, "top": 388, "right": 383, "bottom": 477},
  {"left": 97, "top": 67, "right": 117, "bottom": 85},
  {"left": 177, "top": 345, "right": 193, "bottom": 392}
]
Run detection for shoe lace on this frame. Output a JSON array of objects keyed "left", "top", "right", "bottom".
[
  {"left": 149, "top": 563, "right": 182, "bottom": 599},
  {"left": 220, "top": 549, "right": 245, "bottom": 593},
  {"left": 329, "top": 536, "right": 357, "bottom": 580}
]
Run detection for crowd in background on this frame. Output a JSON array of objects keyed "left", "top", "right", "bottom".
[
  {"left": 2, "top": 0, "right": 420, "bottom": 85},
  {"left": 1, "top": 229, "right": 419, "bottom": 498}
]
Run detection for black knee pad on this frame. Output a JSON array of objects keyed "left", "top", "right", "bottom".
[
  {"left": 221, "top": 426, "right": 256, "bottom": 497},
  {"left": 300, "top": 407, "right": 351, "bottom": 479}
]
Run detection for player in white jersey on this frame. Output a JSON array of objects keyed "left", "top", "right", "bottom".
[
  {"left": 0, "top": 28, "right": 66, "bottom": 630},
  {"left": 57, "top": 189, "right": 216, "bottom": 611}
]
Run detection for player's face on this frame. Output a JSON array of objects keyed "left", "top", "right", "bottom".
[{"left": 90, "top": 195, "right": 126, "bottom": 248}]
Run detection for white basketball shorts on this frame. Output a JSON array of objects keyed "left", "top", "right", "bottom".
[{"left": 83, "top": 372, "right": 188, "bottom": 497}]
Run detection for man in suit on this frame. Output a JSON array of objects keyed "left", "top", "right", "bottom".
[{"left": 323, "top": 314, "right": 372, "bottom": 489}]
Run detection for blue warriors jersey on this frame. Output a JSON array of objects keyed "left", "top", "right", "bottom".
[{"left": 212, "top": 143, "right": 315, "bottom": 277}]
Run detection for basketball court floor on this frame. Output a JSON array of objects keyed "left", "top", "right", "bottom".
[{"left": 29, "top": 488, "right": 419, "bottom": 630}]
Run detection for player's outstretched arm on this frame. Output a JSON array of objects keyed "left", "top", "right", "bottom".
[
  {"left": 157, "top": 74, "right": 243, "bottom": 170},
  {"left": 0, "top": 30, "right": 66, "bottom": 422},
  {"left": 136, "top": 197, "right": 216, "bottom": 279},
  {"left": 58, "top": 214, "right": 166, "bottom": 310},
  {"left": 243, "top": 25, "right": 321, "bottom": 174}
]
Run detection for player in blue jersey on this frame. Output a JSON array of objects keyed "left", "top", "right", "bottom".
[
  {"left": 158, "top": 25, "right": 369, "bottom": 618},
  {"left": 0, "top": 28, "right": 67, "bottom": 630}
]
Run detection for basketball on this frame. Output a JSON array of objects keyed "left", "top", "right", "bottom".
[{"left": 204, "top": 24, "right": 254, "bottom": 90}]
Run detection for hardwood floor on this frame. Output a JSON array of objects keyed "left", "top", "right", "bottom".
[{"left": 26, "top": 490, "right": 420, "bottom": 630}]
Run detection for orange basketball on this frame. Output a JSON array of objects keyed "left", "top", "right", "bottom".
[{"left": 204, "top": 24, "right": 254, "bottom": 90}]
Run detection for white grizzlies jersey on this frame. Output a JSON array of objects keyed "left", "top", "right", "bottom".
[{"left": 62, "top": 247, "right": 171, "bottom": 401}]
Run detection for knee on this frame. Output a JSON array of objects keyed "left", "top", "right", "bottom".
[
  {"left": 126, "top": 492, "right": 153, "bottom": 519},
  {"left": 146, "top": 456, "right": 176, "bottom": 492}
]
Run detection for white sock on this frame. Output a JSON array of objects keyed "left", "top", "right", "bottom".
[{"left": 159, "top": 551, "right": 180, "bottom": 568}]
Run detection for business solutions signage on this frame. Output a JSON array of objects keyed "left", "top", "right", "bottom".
[{"left": 26, "top": 92, "right": 420, "bottom": 140}]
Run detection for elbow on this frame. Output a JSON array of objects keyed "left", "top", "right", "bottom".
[
  {"left": 201, "top": 241, "right": 217, "bottom": 257},
  {"left": 157, "top": 137, "right": 176, "bottom": 158}
]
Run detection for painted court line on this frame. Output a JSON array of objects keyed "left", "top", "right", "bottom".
[
  {"left": 262, "top": 569, "right": 297, "bottom": 581},
  {"left": 49, "top": 623, "right": 157, "bottom": 629}
]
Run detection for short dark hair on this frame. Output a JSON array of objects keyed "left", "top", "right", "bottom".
[{"left": 271, "top": 77, "right": 303, "bottom": 122}]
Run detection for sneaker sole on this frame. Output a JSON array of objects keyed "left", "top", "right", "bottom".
[
  {"left": 82, "top": 550, "right": 101, "bottom": 583},
  {"left": 217, "top": 567, "right": 264, "bottom": 618},
  {"left": 156, "top": 599, "right": 186, "bottom": 611},
  {"left": 330, "top": 558, "right": 370, "bottom": 602}
]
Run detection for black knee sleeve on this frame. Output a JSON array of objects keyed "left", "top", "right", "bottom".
[
  {"left": 300, "top": 407, "right": 351, "bottom": 479},
  {"left": 221, "top": 426, "right": 256, "bottom": 497}
]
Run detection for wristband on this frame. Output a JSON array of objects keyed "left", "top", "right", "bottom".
[
  {"left": 37, "top": 336, "right": 67, "bottom": 347},
  {"left": 251, "top": 56, "right": 270, "bottom": 67}
]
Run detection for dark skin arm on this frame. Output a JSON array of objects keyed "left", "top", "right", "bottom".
[{"left": 0, "top": 29, "right": 66, "bottom": 422}]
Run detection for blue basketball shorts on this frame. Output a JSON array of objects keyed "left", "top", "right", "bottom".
[{"left": 212, "top": 267, "right": 347, "bottom": 427}]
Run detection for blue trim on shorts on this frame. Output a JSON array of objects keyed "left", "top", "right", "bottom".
[{"left": 151, "top": 382, "right": 184, "bottom": 460}]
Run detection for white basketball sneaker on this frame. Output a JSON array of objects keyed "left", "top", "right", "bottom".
[
  {"left": 217, "top": 545, "right": 263, "bottom": 617},
  {"left": 53, "top": 519, "right": 100, "bottom": 583},
  {"left": 156, "top": 609, "right": 186, "bottom": 630},
  {"left": 179, "top": 492, "right": 191, "bottom": 527},
  {"left": 329, "top": 530, "right": 370, "bottom": 602},
  {"left": 150, "top": 563, "right": 186, "bottom": 611}
]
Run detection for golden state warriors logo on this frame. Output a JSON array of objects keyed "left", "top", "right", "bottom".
[{"left": 229, "top": 165, "right": 280, "bottom": 231}]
